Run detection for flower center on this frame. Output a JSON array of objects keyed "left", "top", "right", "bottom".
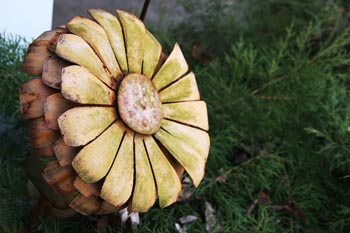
[{"left": 117, "top": 73, "right": 163, "bottom": 135}]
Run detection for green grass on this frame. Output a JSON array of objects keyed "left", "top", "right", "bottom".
[{"left": 1, "top": 0, "right": 350, "bottom": 232}]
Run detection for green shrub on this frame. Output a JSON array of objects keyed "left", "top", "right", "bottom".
[{"left": 1, "top": 1, "right": 350, "bottom": 232}]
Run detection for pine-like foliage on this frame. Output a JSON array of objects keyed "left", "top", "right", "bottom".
[
  {"left": 0, "top": 34, "right": 30, "bottom": 120},
  {"left": 1, "top": 0, "right": 350, "bottom": 232},
  {"left": 0, "top": 33, "right": 32, "bottom": 232}
]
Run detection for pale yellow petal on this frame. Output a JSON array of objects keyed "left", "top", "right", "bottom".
[
  {"left": 152, "top": 43, "right": 188, "bottom": 91},
  {"left": 117, "top": 10, "right": 145, "bottom": 73},
  {"left": 100, "top": 130, "right": 134, "bottom": 208},
  {"left": 58, "top": 107, "right": 117, "bottom": 147},
  {"left": 129, "top": 134, "right": 156, "bottom": 212},
  {"left": 161, "top": 119, "right": 210, "bottom": 160},
  {"left": 66, "top": 16, "right": 122, "bottom": 79},
  {"left": 143, "top": 30, "right": 162, "bottom": 78},
  {"left": 52, "top": 33, "right": 117, "bottom": 89},
  {"left": 144, "top": 136, "right": 181, "bottom": 208},
  {"left": 159, "top": 72, "right": 200, "bottom": 103},
  {"left": 72, "top": 121, "right": 125, "bottom": 183},
  {"left": 88, "top": 9, "right": 128, "bottom": 73},
  {"left": 163, "top": 101, "right": 209, "bottom": 131},
  {"left": 61, "top": 65, "right": 116, "bottom": 105},
  {"left": 154, "top": 129, "right": 206, "bottom": 187}
]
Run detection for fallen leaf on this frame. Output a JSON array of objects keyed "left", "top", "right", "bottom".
[
  {"left": 191, "top": 41, "right": 213, "bottom": 65},
  {"left": 175, "top": 215, "right": 198, "bottom": 233},
  {"left": 119, "top": 207, "right": 140, "bottom": 227},
  {"left": 247, "top": 191, "right": 271, "bottom": 215},
  {"left": 175, "top": 223, "right": 187, "bottom": 233},
  {"left": 257, "top": 191, "right": 271, "bottom": 206},
  {"left": 269, "top": 203, "right": 306, "bottom": 221},
  {"left": 215, "top": 168, "right": 227, "bottom": 183},
  {"left": 178, "top": 177, "right": 194, "bottom": 202},
  {"left": 246, "top": 199, "right": 258, "bottom": 215},
  {"left": 205, "top": 202, "right": 217, "bottom": 233},
  {"left": 178, "top": 215, "right": 198, "bottom": 224}
]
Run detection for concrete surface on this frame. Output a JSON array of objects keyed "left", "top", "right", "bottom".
[{"left": 52, "top": 0, "right": 187, "bottom": 29}]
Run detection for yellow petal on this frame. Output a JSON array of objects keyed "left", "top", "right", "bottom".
[
  {"left": 143, "top": 30, "right": 162, "bottom": 78},
  {"left": 143, "top": 136, "right": 181, "bottom": 208},
  {"left": 163, "top": 101, "right": 209, "bottom": 131},
  {"left": 152, "top": 43, "right": 188, "bottom": 91},
  {"left": 52, "top": 33, "right": 117, "bottom": 90},
  {"left": 19, "top": 78, "right": 57, "bottom": 119},
  {"left": 160, "top": 144, "right": 185, "bottom": 178},
  {"left": 161, "top": 119, "right": 210, "bottom": 160},
  {"left": 88, "top": 9, "right": 128, "bottom": 73},
  {"left": 101, "top": 130, "right": 134, "bottom": 208},
  {"left": 129, "top": 134, "right": 156, "bottom": 212},
  {"left": 154, "top": 129, "right": 206, "bottom": 187},
  {"left": 154, "top": 52, "right": 167, "bottom": 76},
  {"left": 66, "top": 16, "right": 122, "bottom": 79},
  {"left": 44, "top": 93, "right": 76, "bottom": 130},
  {"left": 72, "top": 121, "right": 125, "bottom": 183},
  {"left": 159, "top": 72, "right": 200, "bottom": 103},
  {"left": 53, "top": 138, "right": 80, "bottom": 167},
  {"left": 117, "top": 10, "right": 145, "bottom": 73},
  {"left": 61, "top": 65, "right": 116, "bottom": 105},
  {"left": 58, "top": 107, "right": 117, "bottom": 147},
  {"left": 42, "top": 56, "right": 70, "bottom": 89}
]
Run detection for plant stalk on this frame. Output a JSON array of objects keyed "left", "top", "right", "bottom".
[{"left": 140, "top": 0, "right": 151, "bottom": 22}]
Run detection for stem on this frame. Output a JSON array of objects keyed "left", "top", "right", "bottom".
[{"left": 140, "top": 0, "right": 151, "bottom": 22}]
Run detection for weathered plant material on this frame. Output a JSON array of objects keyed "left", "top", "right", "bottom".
[{"left": 20, "top": 8, "right": 210, "bottom": 217}]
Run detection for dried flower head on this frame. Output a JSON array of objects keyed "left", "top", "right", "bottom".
[{"left": 20, "top": 9, "right": 209, "bottom": 216}]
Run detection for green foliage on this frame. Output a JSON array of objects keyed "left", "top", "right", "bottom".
[
  {"left": 193, "top": 20, "right": 350, "bottom": 231},
  {"left": 0, "top": 33, "right": 30, "bottom": 121},
  {"left": 0, "top": 161, "right": 32, "bottom": 232},
  {"left": 0, "top": 33, "right": 31, "bottom": 232},
  {"left": 1, "top": 0, "right": 350, "bottom": 232}
]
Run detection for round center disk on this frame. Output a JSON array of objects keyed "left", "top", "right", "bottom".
[{"left": 117, "top": 73, "right": 163, "bottom": 135}]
